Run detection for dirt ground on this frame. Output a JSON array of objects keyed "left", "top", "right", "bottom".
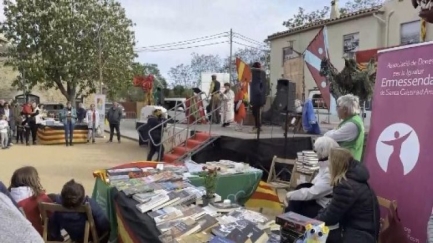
[{"left": 0, "top": 135, "right": 148, "bottom": 195}]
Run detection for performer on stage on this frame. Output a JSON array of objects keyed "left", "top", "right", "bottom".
[
  {"left": 208, "top": 74, "right": 221, "bottom": 124},
  {"left": 324, "top": 94, "right": 365, "bottom": 161},
  {"left": 249, "top": 62, "right": 267, "bottom": 134},
  {"left": 220, "top": 83, "right": 235, "bottom": 127},
  {"left": 234, "top": 84, "right": 246, "bottom": 131}
]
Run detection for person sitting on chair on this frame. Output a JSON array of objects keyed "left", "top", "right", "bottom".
[
  {"left": 285, "top": 136, "right": 339, "bottom": 218},
  {"left": 147, "top": 109, "right": 166, "bottom": 161}
]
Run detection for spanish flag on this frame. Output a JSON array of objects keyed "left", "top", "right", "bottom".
[
  {"left": 236, "top": 57, "right": 251, "bottom": 100},
  {"left": 421, "top": 18, "right": 427, "bottom": 42}
]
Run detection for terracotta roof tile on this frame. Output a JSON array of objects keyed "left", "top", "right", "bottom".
[{"left": 267, "top": 7, "right": 383, "bottom": 40}]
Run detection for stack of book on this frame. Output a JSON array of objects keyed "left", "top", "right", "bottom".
[
  {"left": 276, "top": 212, "right": 324, "bottom": 243},
  {"left": 296, "top": 151, "right": 319, "bottom": 174}
]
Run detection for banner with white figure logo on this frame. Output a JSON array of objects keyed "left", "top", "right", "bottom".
[
  {"left": 364, "top": 42, "right": 433, "bottom": 243},
  {"left": 94, "top": 94, "right": 106, "bottom": 137}
]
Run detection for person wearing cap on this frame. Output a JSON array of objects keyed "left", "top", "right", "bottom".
[
  {"left": 208, "top": 74, "right": 221, "bottom": 124},
  {"left": 147, "top": 109, "right": 166, "bottom": 161}
]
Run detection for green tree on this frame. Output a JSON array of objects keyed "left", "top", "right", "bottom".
[
  {"left": 190, "top": 53, "right": 223, "bottom": 87},
  {"left": 2, "top": 0, "right": 136, "bottom": 104},
  {"left": 283, "top": 0, "right": 384, "bottom": 29},
  {"left": 168, "top": 64, "right": 195, "bottom": 89}
]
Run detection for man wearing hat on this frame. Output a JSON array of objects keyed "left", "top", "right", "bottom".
[{"left": 208, "top": 74, "right": 221, "bottom": 124}]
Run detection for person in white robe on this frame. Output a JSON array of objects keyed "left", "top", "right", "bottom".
[
  {"left": 85, "top": 104, "right": 100, "bottom": 143},
  {"left": 220, "top": 82, "right": 235, "bottom": 127}
]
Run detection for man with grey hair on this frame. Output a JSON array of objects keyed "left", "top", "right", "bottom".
[
  {"left": 324, "top": 94, "right": 364, "bottom": 160},
  {"left": 106, "top": 101, "right": 122, "bottom": 143},
  {"left": 285, "top": 136, "right": 339, "bottom": 218}
]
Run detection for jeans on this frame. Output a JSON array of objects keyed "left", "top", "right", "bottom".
[
  {"left": 64, "top": 121, "right": 75, "bottom": 144},
  {"left": 88, "top": 125, "right": 96, "bottom": 142},
  {"left": 25, "top": 122, "right": 38, "bottom": 144},
  {"left": 147, "top": 143, "right": 165, "bottom": 161},
  {"left": 252, "top": 105, "right": 261, "bottom": 129},
  {"left": 109, "top": 123, "right": 120, "bottom": 141}
]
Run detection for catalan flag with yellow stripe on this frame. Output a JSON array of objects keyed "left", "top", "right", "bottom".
[
  {"left": 236, "top": 57, "right": 252, "bottom": 101},
  {"left": 421, "top": 18, "right": 427, "bottom": 42}
]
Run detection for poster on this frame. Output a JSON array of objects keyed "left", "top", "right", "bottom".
[
  {"left": 283, "top": 56, "right": 304, "bottom": 100},
  {"left": 343, "top": 32, "right": 359, "bottom": 58},
  {"left": 364, "top": 42, "right": 433, "bottom": 243},
  {"left": 95, "top": 94, "right": 106, "bottom": 134}
]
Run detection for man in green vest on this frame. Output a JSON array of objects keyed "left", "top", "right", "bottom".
[{"left": 324, "top": 94, "right": 365, "bottom": 161}]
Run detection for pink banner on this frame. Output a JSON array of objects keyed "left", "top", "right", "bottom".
[{"left": 365, "top": 43, "right": 433, "bottom": 243}]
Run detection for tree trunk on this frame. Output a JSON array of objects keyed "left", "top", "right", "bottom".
[{"left": 66, "top": 83, "right": 76, "bottom": 107}]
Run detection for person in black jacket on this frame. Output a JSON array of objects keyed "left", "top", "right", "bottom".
[
  {"left": 147, "top": 109, "right": 166, "bottom": 161},
  {"left": 22, "top": 102, "right": 39, "bottom": 146},
  {"left": 249, "top": 62, "right": 267, "bottom": 134},
  {"left": 317, "top": 148, "right": 380, "bottom": 243},
  {"left": 76, "top": 103, "right": 86, "bottom": 123}
]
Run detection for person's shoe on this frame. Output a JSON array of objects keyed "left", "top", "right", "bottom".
[
  {"left": 26, "top": 142, "right": 30, "bottom": 146},
  {"left": 249, "top": 127, "right": 257, "bottom": 133},
  {"left": 69, "top": 142, "right": 73, "bottom": 146},
  {"left": 118, "top": 140, "right": 121, "bottom": 143},
  {"left": 87, "top": 140, "right": 89, "bottom": 143},
  {"left": 92, "top": 140, "right": 95, "bottom": 144},
  {"left": 106, "top": 140, "right": 112, "bottom": 143},
  {"left": 33, "top": 141, "right": 37, "bottom": 145},
  {"left": 9, "top": 143, "right": 13, "bottom": 146},
  {"left": 21, "top": 141, "right": 24, "bottom": 144},
  {"left": 66, "top": 143, "right": 69, "bottom": 147}
]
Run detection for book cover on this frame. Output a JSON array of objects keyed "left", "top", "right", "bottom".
[
  {"left": 196, "top": 214, "right": 219, "bottom": 232},
  {"left": 176, "top": 232, "right": 211, "bottom": 243},
  {"left": 226, "top": 228, "right": 249, "bottom": 243},
  {"left": 210, "top": 236, "right": 236, "bottom": 243},
  {"left": 135, "top": 193, "right": 169, "bottom": 213},
  {"left": 245, "top": 223, "right": 269, "bottom": 243},
  {"left": 132, "top": 191, "right": 160, "bottom": 203},
  {"left": 169, "top": 218, "right": 200, "bottom": 238},
  {"left": 212, "top": 219, "right": 251, "bottom": 238},
  {"left": 107, "top": 167, "right": 142, "bottom": 176},
  {"left": 209, "top": 202, "right": 241, "bottom": 213}
]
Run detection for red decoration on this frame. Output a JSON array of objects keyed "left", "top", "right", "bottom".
[{"left": 133, "top": 74, "right": 154, "bottom": 92}]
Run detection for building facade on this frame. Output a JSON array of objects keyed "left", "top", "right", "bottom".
[{"left": 267, "top": 0, "right": 428, "bottom": 97}]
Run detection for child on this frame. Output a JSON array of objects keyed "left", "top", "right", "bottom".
[
  {"left": 16, "top": 115, "right": 25, "bottom": 144},
  {"left": 49, "top": 179, "right": 110, "bottom": 243},
  {"left": 0, "top": 114, "right": 9, "bottom": 149},
  {"left": 9, "top": 166, "right": 51, "bottom": 235}
]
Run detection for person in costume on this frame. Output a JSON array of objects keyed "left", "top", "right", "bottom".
[
  {"left": 324, "top": 94, "right": 365, "bottom": 161},
  {"left": 220, "top": 82, "right": 235, "bottom": 127},
  {"left": 208, "top": 74, "right": 221, "bottom": 124},
  {"left": 234, "top": 83, "right": 246, "bottom": 131}
]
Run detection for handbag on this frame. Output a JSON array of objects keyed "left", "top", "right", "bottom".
[{"left": 377, "top": 198, "right": 408, "bottom": 243}]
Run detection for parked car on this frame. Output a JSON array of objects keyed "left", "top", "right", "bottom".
[{"left": 105, "top": 103, "right": 126, "bottom": 118}]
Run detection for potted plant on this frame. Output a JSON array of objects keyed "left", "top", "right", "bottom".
[{"left": 198, "top": 166, "right": 220, "bottom": 206}]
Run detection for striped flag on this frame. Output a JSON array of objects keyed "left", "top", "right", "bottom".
[
  {"left": 421, "top": 18, "right": 427, "bottom": 42},
  {"left": 303, "top": 26, "right": 331, "bottom": 110},
  {"left": 236, "top": 57, "right": 252, "bottom": 100}
]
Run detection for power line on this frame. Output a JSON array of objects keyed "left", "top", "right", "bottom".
[
  {"left": 232, "top": 32, "right": 266, "bottom": 46},
  {"left": 134, "top": 32, "right": 229, "bottom": 50},
  {"left": 135, "top": 41, "right": 228, "bottom": 52},
  {"left": 232, "top": 41, "right": 269, "bottom": 51},
  {"left": 134, "top": 35, "right": 227, "bottom": 51}
]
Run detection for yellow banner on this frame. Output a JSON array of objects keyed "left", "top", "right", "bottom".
[{"left": 283, "top": 57, "right": 304, "bottom": 100}]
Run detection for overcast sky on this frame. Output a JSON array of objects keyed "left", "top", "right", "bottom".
[{"left": 1, "top": 0, "right": 353, "bottom": 84}]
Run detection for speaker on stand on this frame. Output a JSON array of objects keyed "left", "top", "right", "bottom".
[{"left": 277, "top": 79, "right": 296, "bottom": 159}]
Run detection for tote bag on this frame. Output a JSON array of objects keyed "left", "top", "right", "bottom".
[{"left": 378, "top": 198, "right": 408, "bottom": 243}]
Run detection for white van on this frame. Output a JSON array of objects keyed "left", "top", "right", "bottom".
[
  {"left": 308, "top": 90, "right": 371, "bottom": 127},
  {"left": 163, "top": 98, "right": 187, "bottom": 123}
]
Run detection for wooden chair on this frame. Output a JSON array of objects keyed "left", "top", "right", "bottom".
[
  {"left": 39, "top": 202, "right": 108, "bottom": 243},
  {"left": 267, "top": 156, "right": 296, "bottom": 204}
]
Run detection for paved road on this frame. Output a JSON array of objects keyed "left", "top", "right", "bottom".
[{"left": 0, "top": 134, "right": 148, "bottom": 194}]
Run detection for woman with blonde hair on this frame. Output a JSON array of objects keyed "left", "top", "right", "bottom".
[{"left": 317, "top": 148, "right": 380, "bottom": 243}]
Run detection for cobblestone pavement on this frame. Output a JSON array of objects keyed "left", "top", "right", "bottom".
[{"left": 0, "top": 135, "right": 148, "bottom": 194}]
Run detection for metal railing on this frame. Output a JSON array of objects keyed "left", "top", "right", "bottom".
[{"left": 145, "top": 90, "right": 223, "bottom": 162}]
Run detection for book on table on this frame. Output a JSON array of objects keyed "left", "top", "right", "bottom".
[
  {"left": 132, "top": 190, "right": 165, "bottom": 204},
  {"left": 195, "top": 213, "right": 219, "bottom": 232},
  {"left": 135, "top": 193, "right": 170, "bottom": 213},
  {"left": 228, "top": 209, "right": 273, "bottom": 230},
  {"left": 212, "top": 219, "right": 269, "bottom": 243},
  {"left": 151, "top": 191, "right": 182, "bottom": 210},
  {"left": 155, "top": 206, "right": 205, "bottom": 229},
  {"left": 208, "top": 201, "right": 241, "bottom": 213},
  {"left": 176, "top": 232, "right": 211, "bottom": 243},
  {"left": 167, "top": 217, "right": 201, "bottom": 239},
  {"left": 276, "top": 211, "right": 324, "bottom": 233}
]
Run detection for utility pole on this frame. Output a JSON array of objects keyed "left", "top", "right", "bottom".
[{"left": 229, "top": 29, "right": 233, "bottom": 83}]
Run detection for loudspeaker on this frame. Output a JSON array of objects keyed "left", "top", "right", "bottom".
[{"left": 262, "top": 79, "right": 296, "bottom": 125}]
